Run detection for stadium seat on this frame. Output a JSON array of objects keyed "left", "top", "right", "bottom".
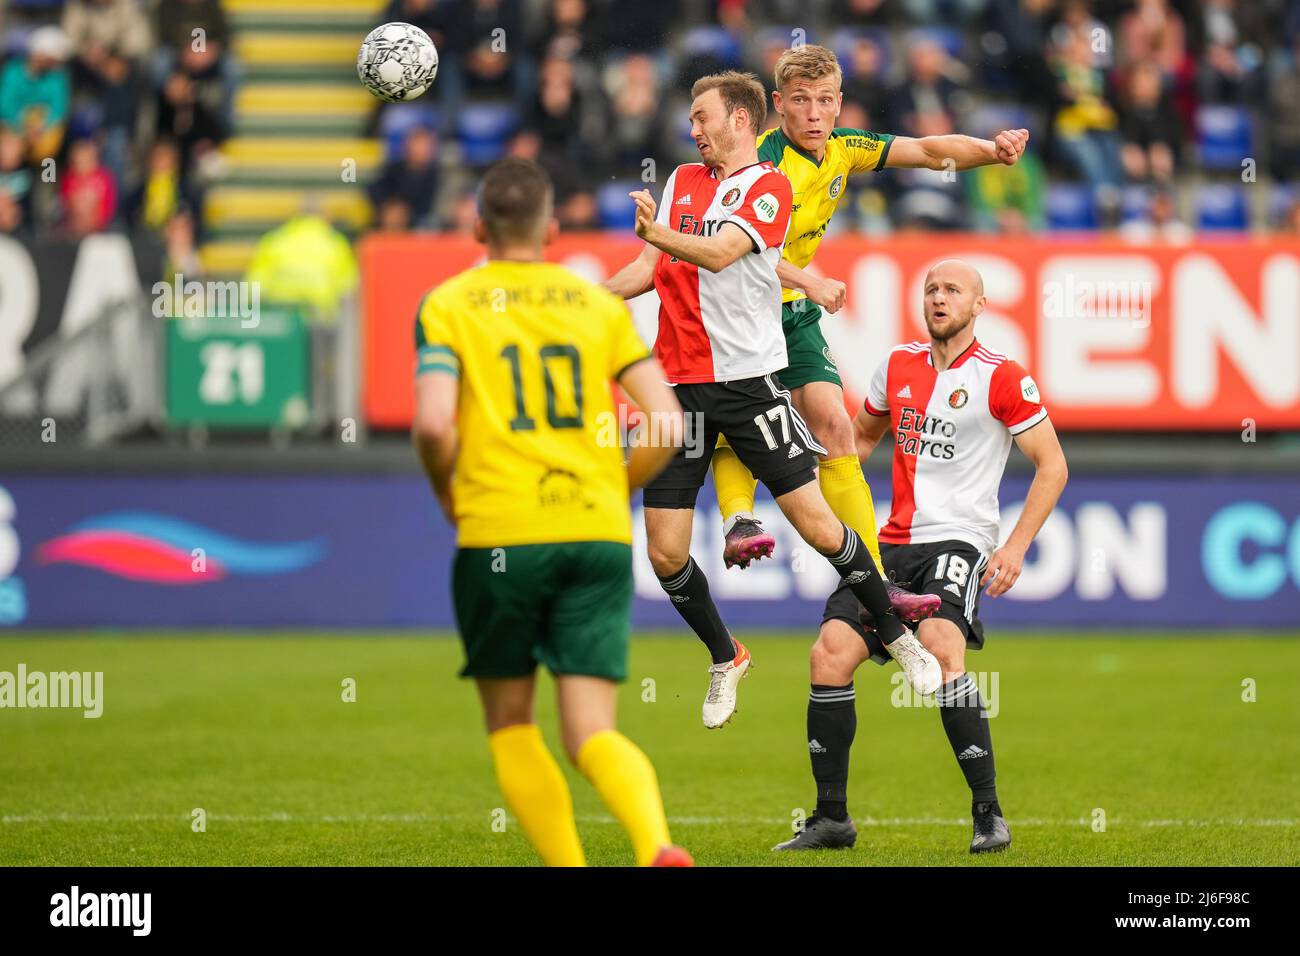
[
  {"left": 832, "top": 27, "right": 893, "bottom": 81},
  {"left": 1195, "top": 184, "right": 1250, "bottom": 231},
  {"left": 597, "top": 181, "right": 640, "bottom": 231},
  {"left": 1196, "top": 106, "right": 1253, "bottom": 172},
  {"left": 757, "top": 26, "right": 815, "bottom": 53},
  {"left": 3, "top": 25, "right": 34, "bottom": 57},
  {"left": 68, "top": 102, "right": 104, "bottom": 140},
  {"left": 917, "top": 26, "right": 965, "bottom": 59},
  {"left": 970, "top": 105, "right": 1031, "bottom": 139},
  {"left": 1120, "top": 186, "right": 1153, "bottom": 224},
  {"left": 456, "top": 102, "right": 519, "bottom": 166},
  {"left": 1269, "top": 184, "right": 1299, "bottom": 227},
  {"left": 681, "top": 26, "right": 742, "bottom": 69},
  {"left": 1045, "top": 183, "right": 1098, "bottom": 230},
  {"left": 378, "top": 103, "right": 440, "bottom": 162}
]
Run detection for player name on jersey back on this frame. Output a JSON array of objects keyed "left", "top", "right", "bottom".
[
  {"left": 415, "top": 260, "right": 651, "bottom": 548},
  {"left": 865, "top": 339, "right": 1048, "bottom": 555},
  {"left": 651, "top": 161, "right": 793, "bottom": 384}
]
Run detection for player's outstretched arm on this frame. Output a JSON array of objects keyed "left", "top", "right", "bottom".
[
  {"left": 616, "top": 357, "right": 683, "bottom": 492},
  {"left": 630, "top": 188, "right": 753, "bottom": 274},
  {"left": 777, "top": 259, "right": 847, "bottom": 314},
  {"left": 603, "top": 239, "right": 659, "bottom": 300},
  {"left": 885, "top": 129, "right": 1029, "bottom": 172},
  {"left": 982, "top": 417, "right": 1068, "bottom": 598},
  {"left": 412, "top": 371, "right": 459, "bottom": 521}
]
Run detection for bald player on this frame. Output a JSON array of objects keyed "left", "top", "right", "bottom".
[{"left": 774, "top": 259, "right": 1068, "bottom": 855}]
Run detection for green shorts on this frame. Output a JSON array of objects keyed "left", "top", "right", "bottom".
[
  {"left": 451, "top": 540, "right": 633, "bottom": 681},
  {"left": 780, "top": 300, "right": 842, "bottom": 390}
]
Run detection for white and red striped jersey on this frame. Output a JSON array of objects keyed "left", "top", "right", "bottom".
[
  {"left": 651, "top": 161, "right": 792, "bottom": 383},
  {"left": 864, "top": 339, "right": 1048, "bottom": 555}
]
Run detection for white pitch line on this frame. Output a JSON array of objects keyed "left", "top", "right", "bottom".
[{"left": 1, "top": 813, "right": 1296, "bottom": 828}]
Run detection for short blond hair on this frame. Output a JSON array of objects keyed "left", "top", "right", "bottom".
[
  {"left": 690, "top": 70, "right": 767, "bottom": 134},
  {"left": 774, "top": 45, "right": 843, "bottom": 92}
]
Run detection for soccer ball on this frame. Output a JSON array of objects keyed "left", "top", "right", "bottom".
[{"left": 356, "top": 22, "right": 439, "bottom": 103}]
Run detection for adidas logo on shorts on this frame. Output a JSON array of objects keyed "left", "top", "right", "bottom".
[{"left": 787, "top": 444, "right": 803, "bottom": 458}]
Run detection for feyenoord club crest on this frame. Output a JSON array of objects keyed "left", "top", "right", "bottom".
[
  {"left": 721, "top": 187, "right": 741, "bottom": 207},
  {"left": 828, "top": 174, "right": 844, "bottom": 199},
  {"left": 948, "top": 387, "right": 969, "bottom": 409}
]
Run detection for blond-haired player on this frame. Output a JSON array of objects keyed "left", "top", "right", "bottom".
[{"left": 713, "top": 45, "right": 1029, "bottom": 612}]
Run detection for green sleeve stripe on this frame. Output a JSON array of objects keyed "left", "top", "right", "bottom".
[
  {"left": 875, "top": 133, "right": 895, "bottom": 171},
  {"left": 417, "top": 345, "right": 459, "bottom": 375},
  {"left": 417, "top": 360, "right": 459, "bottom": 377}
]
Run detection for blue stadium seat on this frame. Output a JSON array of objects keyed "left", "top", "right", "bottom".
[
  {"left": 681, "top": 27, "right": 742, "bottom": 68},
  {"left": 379, "top": 104, "right": 440, "bottom": 161},
  {"left": 1195, "top": 185, "right": 1249, "bottom": 231},
  {"left": 3, "top": 25, "right": 34, "bottom": 57},
  {"left": 832, "top": 27, "right": 892, "bottom": 81},
  {"left": 456, "top": 102, "right": 519, "bottom": 166},
  {"left": 68, "top": 102, "right": 104, "bottom": 140},
  {"left": 597, "top": 181, "right": 640, "bottom": 231},
  {"left": 915, "top": 27, "right": 965, "bottom": 59},
  {"left": 1045, "top": 184, "right": 1098, "bottom": 230},
  {"left": 1269, "top": 184, "right": 1299, "bottom": 226},
  {"left": 676, "top": 111, "right": 695, "bottom": 150},
  {"left": 1120, "top": 186, "right": 1153, "bottom": 224},
  {"left": 756, "top": 26, "right": 814, "bottom": 53},
  {"left": 969, "top": 105, "right": 1030, "bottom": 139},
  {"left": 1196, "top": 106, "right": 1253, "bottom": 171}
]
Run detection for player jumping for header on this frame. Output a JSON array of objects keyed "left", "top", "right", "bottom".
[
  {"left": 773, "top": 259, "right": 1068, "bottom": 855},
  {"left": 605, "top": 72, "right": 942, "bottom": 729},
  {"left": 711, "top": 45, "right": 1029, "bottom": 608}
]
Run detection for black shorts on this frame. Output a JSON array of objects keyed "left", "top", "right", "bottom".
[
  {"left": 821, "top": 539, "right": 988, "bottom": 665},
  {"left": 642, "top": 373, "right": 824, "bottom": 509}
]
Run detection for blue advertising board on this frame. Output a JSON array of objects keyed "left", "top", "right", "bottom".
[{"left": 0, "top": 474, "right": 1296, "bottom": 630}]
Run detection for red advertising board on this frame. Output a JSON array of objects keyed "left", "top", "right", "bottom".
[{"left": 360, "top": 234, "right": 1300, "bottom": 430}]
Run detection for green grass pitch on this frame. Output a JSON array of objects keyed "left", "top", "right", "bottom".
[{"left": 2, "top": 632, "right": 1298, "bottom": 866}]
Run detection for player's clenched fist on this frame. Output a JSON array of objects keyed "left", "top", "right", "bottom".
[
  {"left": 993, "top": 128, "right": 1029, "bottom": 166},
  {"left": 630, "top": 189, "right": 658, "bottom": 239},
  {"left": 807, "top": 275, "right": 847, "bottom": 315}
]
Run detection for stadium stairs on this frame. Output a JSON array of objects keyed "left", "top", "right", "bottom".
[{"left": 200, "top": 0, "right": 386, "bottom": 278}]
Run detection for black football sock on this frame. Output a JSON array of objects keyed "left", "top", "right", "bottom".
[
  {"left": 825, "top": 523, "right": 906, "bottom": 644},
  {"left": 936, "top": 673, "right": 999, "bottom": 807},
  {"left": 808, "top": 683, "right": 856, "bottom": 821},
  {"left": 657, "top": 557, "right": 736, "bottom": 665}
]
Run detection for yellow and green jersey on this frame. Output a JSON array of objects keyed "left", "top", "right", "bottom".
[
  {"left": 756, "top": 126, "right": 894, "bottom": 304},
  {"left": 415, "top": 260, "right": 651, "bottom": 548}
]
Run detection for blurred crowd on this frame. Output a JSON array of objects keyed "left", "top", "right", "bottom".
[
  {"left": 0, "top": 0, "right": 229, "bottom": 267},
  {"left": 374, "top": 0, "right": 1300, "bottom": 235},
  {"left": 3, "top": 0, "right": 1300, "bottom": 253}
]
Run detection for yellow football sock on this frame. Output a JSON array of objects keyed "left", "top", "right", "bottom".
[
  {"left": 488, "top": 724, "right": 585, "bottom": 867},
  {"left": 577, "top": 730, "right": 672, "bottom": 867},
  {"left": 818, "top": 455, "right": 884, "bottom": 570},
  {"left": 712, "top": 436, "right": 758, "bottom": 523}
]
